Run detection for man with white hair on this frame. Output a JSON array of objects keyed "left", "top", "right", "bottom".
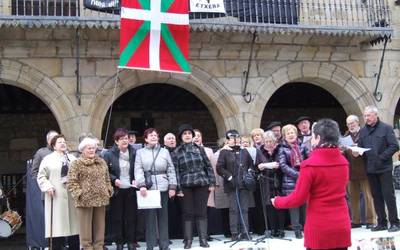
[
  {"left": 31, "top": 130, "right": 59, "bottom": 178},
  {"left": 357, "top": 106, "right": 400, "bottom": 232},
  {"left": 344, "top": 115, "right": 376, "bottom": 228}
]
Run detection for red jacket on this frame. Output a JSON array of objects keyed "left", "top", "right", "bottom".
[{"left": 274, "top": 147, "right": 351, "bottom": 249}]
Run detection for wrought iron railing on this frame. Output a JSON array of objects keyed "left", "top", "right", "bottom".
[{"left": 0, "top": 0, "right": 391, "bottom": 29}]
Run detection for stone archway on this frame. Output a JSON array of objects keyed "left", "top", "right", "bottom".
[
  {"left": 249, "top": 62, "right": 376, "bottom": 128},
  {"left": 89, "top": 65, "right": 240, "bottom": 140},
  {"left": 0, "top": 59, "right": 78, "bottom": 139},
  {"left": 387, "top": 80, "right": 400, "bottom": 126}
]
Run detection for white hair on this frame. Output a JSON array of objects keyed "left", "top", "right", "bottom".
[
  {"left": 263, "top": 131, "right": 277, "bottom": 142},
  {"left": 163, "top": 133, "right": 175, "bottom": 142},
  {"left": 78, "top": 137, "right": 99, "bottom": 152},
  {"left": 346, "top": 115, "right": 359, "bottom": 123},
  {"left": 364, "top": 105, "right": 378, "bottom": 114}
]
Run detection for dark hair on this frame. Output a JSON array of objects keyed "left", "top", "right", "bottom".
[
  {"left": 50, "top": 134, "right": 65, "bottom": 149},
  {"left": 143, "top": 128, "right": 159, "bottom": 139},
  {"left": 113, "top": 128, "right": 129, "bottom": 141},
  {"left": 312, "top": 119, "right": 340, "bottom": 147}
]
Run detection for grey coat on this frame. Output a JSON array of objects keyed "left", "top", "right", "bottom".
[
  {"left": 134, "top": 144, "right": 177, "bottom": 191},
  {"left": 31, "top": 146, "right": 53, "bottom": 179}
]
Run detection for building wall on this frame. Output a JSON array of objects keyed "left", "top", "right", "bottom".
[{"left": 0, "top": 2, "right": 399, "bottom": 152}]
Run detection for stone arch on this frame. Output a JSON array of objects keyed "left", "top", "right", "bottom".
[
  {"left": 0, "top": 59, "right": 78, "bottom": 139},
  {"left": 387, "top": 79, "right": 400, "bottom": 125},
  {"left": 89, "top": 65, "right": 241, "bottom": 140},
  {"left": 250, "top": 62, "right": 375, "bottom": 128}
]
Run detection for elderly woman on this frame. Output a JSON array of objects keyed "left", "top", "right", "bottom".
[
  {"left": 134, "top": 128, "right": 177, "bottom": 250},
  {"left": 37, "top": 134, "right": 79, "bottom": 249},
  {"left": 258, "top": 131, "right": 285, "bottom": 238},
  {"left": 67, "top": 137, "right": 113, "bottom": 250},
  {"left": 103, "top": 128, "right": 137, "bottom": 250},
  {"left": 278, "top": 124, "right": 309, "bottom": 239},
  {"left": 272, "top": 119, "right": 351, "bottom": 250},
  {"left": 173, "top": 124, "right": 216, "bottom": 249}
]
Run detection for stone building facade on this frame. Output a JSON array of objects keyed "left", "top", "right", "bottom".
[{"left": 0, "top": 1, "right": 399, "bottom": 173}]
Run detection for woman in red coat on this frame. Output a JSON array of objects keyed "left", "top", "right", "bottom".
[{"left": 272, "top": 119, "right": 351, "bottom": 250}]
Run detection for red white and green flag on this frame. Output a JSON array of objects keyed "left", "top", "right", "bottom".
[{"left": 119, "top": 0, "right": 190, "bottom": 73}]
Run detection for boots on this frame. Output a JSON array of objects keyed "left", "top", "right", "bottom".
[
  {"left": 196, "top": 219, "right": 210, "bottom": 248},
  {"left": 183, "top": 220, "right": 193, "bottom": 249}
]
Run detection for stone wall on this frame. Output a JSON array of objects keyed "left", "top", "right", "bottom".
[
  {"left": 0, "top": 113, "right": 59, "bottom": 174},
  {"left": 0, "top": 3, "right": 399, "bottom": 156}
]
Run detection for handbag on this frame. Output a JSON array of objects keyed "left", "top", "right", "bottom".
[
  {"left": 243, "top": 168, "right": 257, "bottom": 191},
  {"left": 239, "top": 150, "right": 257, "bottom": 191},
  {"left": 144, "top": 147, "right": 161, "bottom": 189}
]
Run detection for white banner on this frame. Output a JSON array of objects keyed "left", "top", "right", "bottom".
[{"left": 190, "top": 0, "right": 226, "bottom": 13}]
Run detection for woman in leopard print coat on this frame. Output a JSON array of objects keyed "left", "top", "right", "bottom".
[{"left": 67, "top": 137, "right": 113, "bottom": 250}]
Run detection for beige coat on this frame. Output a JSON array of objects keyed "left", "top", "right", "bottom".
[
  {"left": 37, "top": 152, "right": 79, "bottom": 238},
  {"left": 208, "top": 150, "right": 230, "bottom": 209}
]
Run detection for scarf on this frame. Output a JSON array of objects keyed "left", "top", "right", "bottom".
[
  {"left": 290, "top": 143, "right": 302, "bottom": 168},
  {"left": 60, "top": 153, "right": 70, "bottom": 184}
]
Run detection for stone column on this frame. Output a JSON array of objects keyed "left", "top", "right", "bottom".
[{"left": 1, "top": 0, "right": 11, "bottom": 15}]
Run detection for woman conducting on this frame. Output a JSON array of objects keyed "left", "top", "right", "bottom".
[{"left": 272, "top": 119, "right": 351, "bottom": 250}]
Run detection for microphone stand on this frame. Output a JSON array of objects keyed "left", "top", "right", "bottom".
[
  {"left": 255, "top": 173, "right": 291, "bottom": 244},
  {"left": 223, "top": 148, "right": 259, "bottom": 247}
]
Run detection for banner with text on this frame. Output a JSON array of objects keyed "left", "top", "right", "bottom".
[{"left": 190, "top": 0, "right": 225, "bottom": 13}]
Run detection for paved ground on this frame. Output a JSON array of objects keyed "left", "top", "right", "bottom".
[{"left": 3, "top": 227, "right": 400, "bottom": 250}]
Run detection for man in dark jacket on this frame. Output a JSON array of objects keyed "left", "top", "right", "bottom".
[
  {"left": 31, "top": 130, "right": 58, "bottom": 179},
  {"left": 357, "top": 106, "right": 400, "bottom": 232}
]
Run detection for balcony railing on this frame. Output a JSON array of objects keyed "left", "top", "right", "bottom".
[{"left": 0, "top": 0, "right": 392, "bottom": 31}]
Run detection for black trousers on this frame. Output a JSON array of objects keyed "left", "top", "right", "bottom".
[
  {"left": 145, "top": 191, "right": 169, "bottom": 250},
  {"left": 109, "top": 188, "right": 137, "bottom": 244},
  {"left": 168, "top": 196, "right": 183, "bottom": 239},
  {"left": 181, "top": 186, "right": 209, "bottom": 221},
  {"left": 368, "top": 171, "right": 400, "bottom": 226},
  {"left": 52, "top": 235, "right": 79, "bottom": 250},
  {"left": 266, "top": 205, "right": 285, "bottom": 232}
]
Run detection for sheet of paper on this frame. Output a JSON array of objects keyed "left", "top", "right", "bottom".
[
  {"left": 264, "top": 162, "right": 279, "bottom": 169},
  {"left": 136, "top": 190, "right": 161, "bottom": 209},
  {"left": 348, "top": 146, "right": 370, "bottom": 156},
  {"left": 339, "top": 135, "right": 355, "bottom": 148}
]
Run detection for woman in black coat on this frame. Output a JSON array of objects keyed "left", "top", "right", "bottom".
[
  {"left": 103, "top": 128, "right": 137, "bottom": 250},
  {"left": 258, "top": 131, "right": 285, "bottom": 238},
  {"left": 216, "top": 130, "right": 263, "bottom": 241}
]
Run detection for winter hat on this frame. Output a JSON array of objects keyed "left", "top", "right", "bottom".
[
  {"left": 225, "top": 129, "right": 240, "bottom": 139},
  {"left": 265, "top": 121, "right": 282, "bottom": 131},
  {"left": 178, "top": 124, "right": 195, "bottom": 140},
  {"left": 294, "top": 116, "right": 312, "bottom": 125}
]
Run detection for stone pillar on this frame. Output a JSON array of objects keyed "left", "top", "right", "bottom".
[{"left": 0, "top": 0, "right": 11, "bottom": 15}]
